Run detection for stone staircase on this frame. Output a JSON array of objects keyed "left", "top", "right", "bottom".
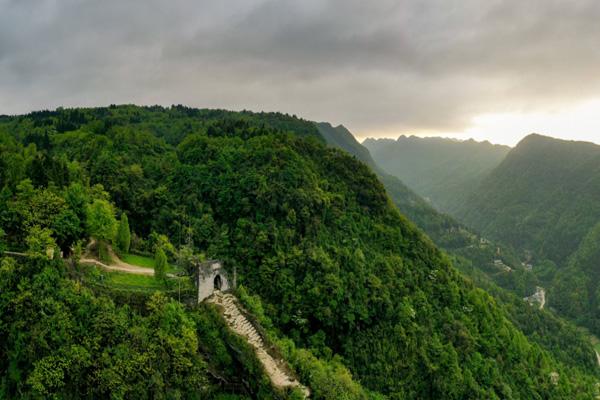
[{"left": 208, "top": 291, "right": 309, "bottom": 397}]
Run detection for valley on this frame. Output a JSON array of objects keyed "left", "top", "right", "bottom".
[{"left": 365, "top": 131, "right": 600, "bottom": 375}]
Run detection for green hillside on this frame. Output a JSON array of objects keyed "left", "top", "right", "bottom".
[
  {"left": 457, "top": 134, "right": 600, "bottom": 265},
  {"left": 316, "top": 121, "right": 600, "bottom": 373},
  {"left": 455, "top": 134, "right": 600, "bottom": 335},
  {"left": 364, "top": 135, "right": 510, "bottom": 214},
  {"left": 0, "top": 107, "right": 598, "bottom": 398}
]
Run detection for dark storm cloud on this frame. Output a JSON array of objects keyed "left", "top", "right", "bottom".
[{"left": 1, "top": 0, "right": 600, "bottom": 135}]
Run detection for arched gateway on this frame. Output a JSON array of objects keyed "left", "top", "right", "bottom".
[{"left": 196, "top": 260, "right": 234, "bottom": 303}]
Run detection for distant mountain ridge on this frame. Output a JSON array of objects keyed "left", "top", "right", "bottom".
[
  {"left": 363, "top": 135, "right": 510, "bottom": 214},
  {"left": 316, "top": 122, "right": 466, "bottom": 246}
]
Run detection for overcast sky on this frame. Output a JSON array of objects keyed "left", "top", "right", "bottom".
[{"left": 1, "top": 0, "right": 600, "bottom": 146}]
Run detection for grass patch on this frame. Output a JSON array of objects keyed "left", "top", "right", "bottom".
[
  {"left": 121, "top": 253, "right": 155, "bottom": 268},
  {"left": 121, "top": 253, "right": 178, "bottom": 273},
  {"left": 106, "top": 272, "right": 164, "bottom": 290}
]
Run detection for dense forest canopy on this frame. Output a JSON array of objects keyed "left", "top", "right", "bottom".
[{"left": 0, "top": 106, "right": 599, "bottom": 398}]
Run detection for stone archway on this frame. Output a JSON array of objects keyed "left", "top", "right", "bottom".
[{"left": 196, "top": 260, "right": 233, "bottom": 303}]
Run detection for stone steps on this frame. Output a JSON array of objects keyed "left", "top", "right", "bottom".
[{"left": 208, "top": 292, "right": 309, "bottom": 397}]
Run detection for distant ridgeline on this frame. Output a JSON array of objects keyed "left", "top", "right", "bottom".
[
  {"left": 363, "top": 135, "right": 510, "bottom": 215},
  {"left": 0, "top": 107, "right": 598, "bottom": 398}
]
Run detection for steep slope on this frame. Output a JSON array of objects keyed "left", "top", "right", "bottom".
[
  {"left": 0, "top": 107, "right": 598, "bottom": 398},
  {"left": 316, "top": 121, "right": 600, "bottom": 370},
  {"left": 316, "top": 122, "right": 472, "bottom": 249},
  {"left": 316, "top": 123, "right": 375, "bottom": 168},
  {"left": 364, "top": 135, "right": 510, "bottom": 214},
  {"left": 457, "top": 134, "right": 600, "bottom": 265},
  {"left": 551, "top": 221, "right": 600, "bottom": 332},
  {"left": 0, "top": 256, "right": 294, "bottom": 398}
]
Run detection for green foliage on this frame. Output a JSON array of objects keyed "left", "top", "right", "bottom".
[
  {"left": 458, "top": 134, "right": 600, "bottom": 265},
  {"left": 25, "top": 225, "right": 56, "bottom": 258},
  {"left": 52, "top": 208, "right": 82, "bottom": 255},
  {"left": 0, "top": 256, "right": 294, "bottom": 398},
  {"left": 116, "top": 212, "right": 131, "bottom": 254},
  {"left": 148, "top": 231, "right": 176, "bottom": 258},
  {"left": 0, "top": 106, "right": 598, "bottom": 399},
  {"left": 450, "top": 134, "right": 600, "bottom": 335},
  {"left": 318, "top": 121, "right": 600, "bottom": 377},
  {"left": 0, "top": 227, "right": 5, "bottom": 253},
  {"left": 97, "top": 239, "right": 111, "bottom": 264},
  {"left": 154, "top": 247, "right": 167, "bottom": 281},
  {"left": 550, "top": 221, "right": 600, "bottom": 333},
  {"left": 236, "top": 286, "right": 376, "bottom": 400},
  {"left": 86, "top": 198, "right": 117, "bottom": 242}
]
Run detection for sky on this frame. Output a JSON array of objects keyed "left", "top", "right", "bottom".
[{"left": 1, "top": 0, "right": 600, "bottom": 146}]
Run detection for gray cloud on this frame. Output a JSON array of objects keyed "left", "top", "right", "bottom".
[{"left": 1, "top": 0, "right": 600, "bottom": 136}]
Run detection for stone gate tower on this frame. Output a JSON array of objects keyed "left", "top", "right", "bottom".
[{"left": 196, "top": 260, "right": 234, "bottom": 303}]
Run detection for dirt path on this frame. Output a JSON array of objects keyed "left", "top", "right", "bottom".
[
  {"left": 208, "top": 292, "right": 309, "bottom": 397},
  {"left": 80, "top": 240, "right": 155, "bottom": 275},
  {"left": 80, "top": 255, "right": 155, "bottom": 275}
]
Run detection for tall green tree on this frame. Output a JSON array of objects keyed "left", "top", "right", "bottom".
[
  {"left": 52, "top": 209, "right": 82, "bottom": 256},
  {"left": 0, "top": 227, "right": 6, "bottom": 253},
  {"left": 154, "top": 247, "right": 167, "bottom": 281},
  {"left": 25, "top": 225, "right": 56, "bottom": 258},
  {"left": 86, "top": 199, "right": 117, "bottom": 242},
  {"left": 86, "top": 199, "right": 117, "bottom": 263},
  {"left": 116, "top": 212, "right": 131, "bottom": 254}
]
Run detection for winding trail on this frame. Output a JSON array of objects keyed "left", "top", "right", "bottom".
[
  {"left": 80, "top": 256, "right": 155, "bottom": 275},
  {"left": 80, "top": 240, "right": 169, "bottom": 276},
  {"left": 208, "top": 291, "right": 309, "bottom": 397}
]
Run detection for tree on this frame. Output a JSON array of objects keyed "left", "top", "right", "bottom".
[
  {"left": 86, "top": 199, "right": 117, "bottom": 242},
  {"left": 86, "top": 199, "right": 117, "bottom": 263},
  {"left": 0, "top": 227, "right": 6, "bottom": 253},
  {"left": 148, "top": 232, "right": 175, "bottom": 258},
  {"left": 52, "top": 209, "right": 82, "bottom": 256},
  {"left": 116, "top": 213, "right": 131, "bottom": 254},
  {"left": 154, "top": 247, "right": 167, "bottom": 281},
  {"left": 25, "top": 225, "right": 56, "bottom": 258}
]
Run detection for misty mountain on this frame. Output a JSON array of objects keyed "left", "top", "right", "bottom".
[
  {"left": 363, "top": 135, "right": 510, "bottom": 214},
  {"left": 316, "top": 122, "right": 468, "bottom": 248}
]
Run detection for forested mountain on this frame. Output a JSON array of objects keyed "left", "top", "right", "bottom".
[
  {"left": 0, "top": 107, "right": 598, "bottom": 398},
  {"left": 317, "top": 121, "right": 600, "bottom": 371},
  {"left": 457, "top": 134, "right": 600, "bottom": 265},
  {"left": 363, "top": 135, "right": 510, "bottom": 214},
  {"left": 455, "top": 134, "right": 600, "bottom": 335}
]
